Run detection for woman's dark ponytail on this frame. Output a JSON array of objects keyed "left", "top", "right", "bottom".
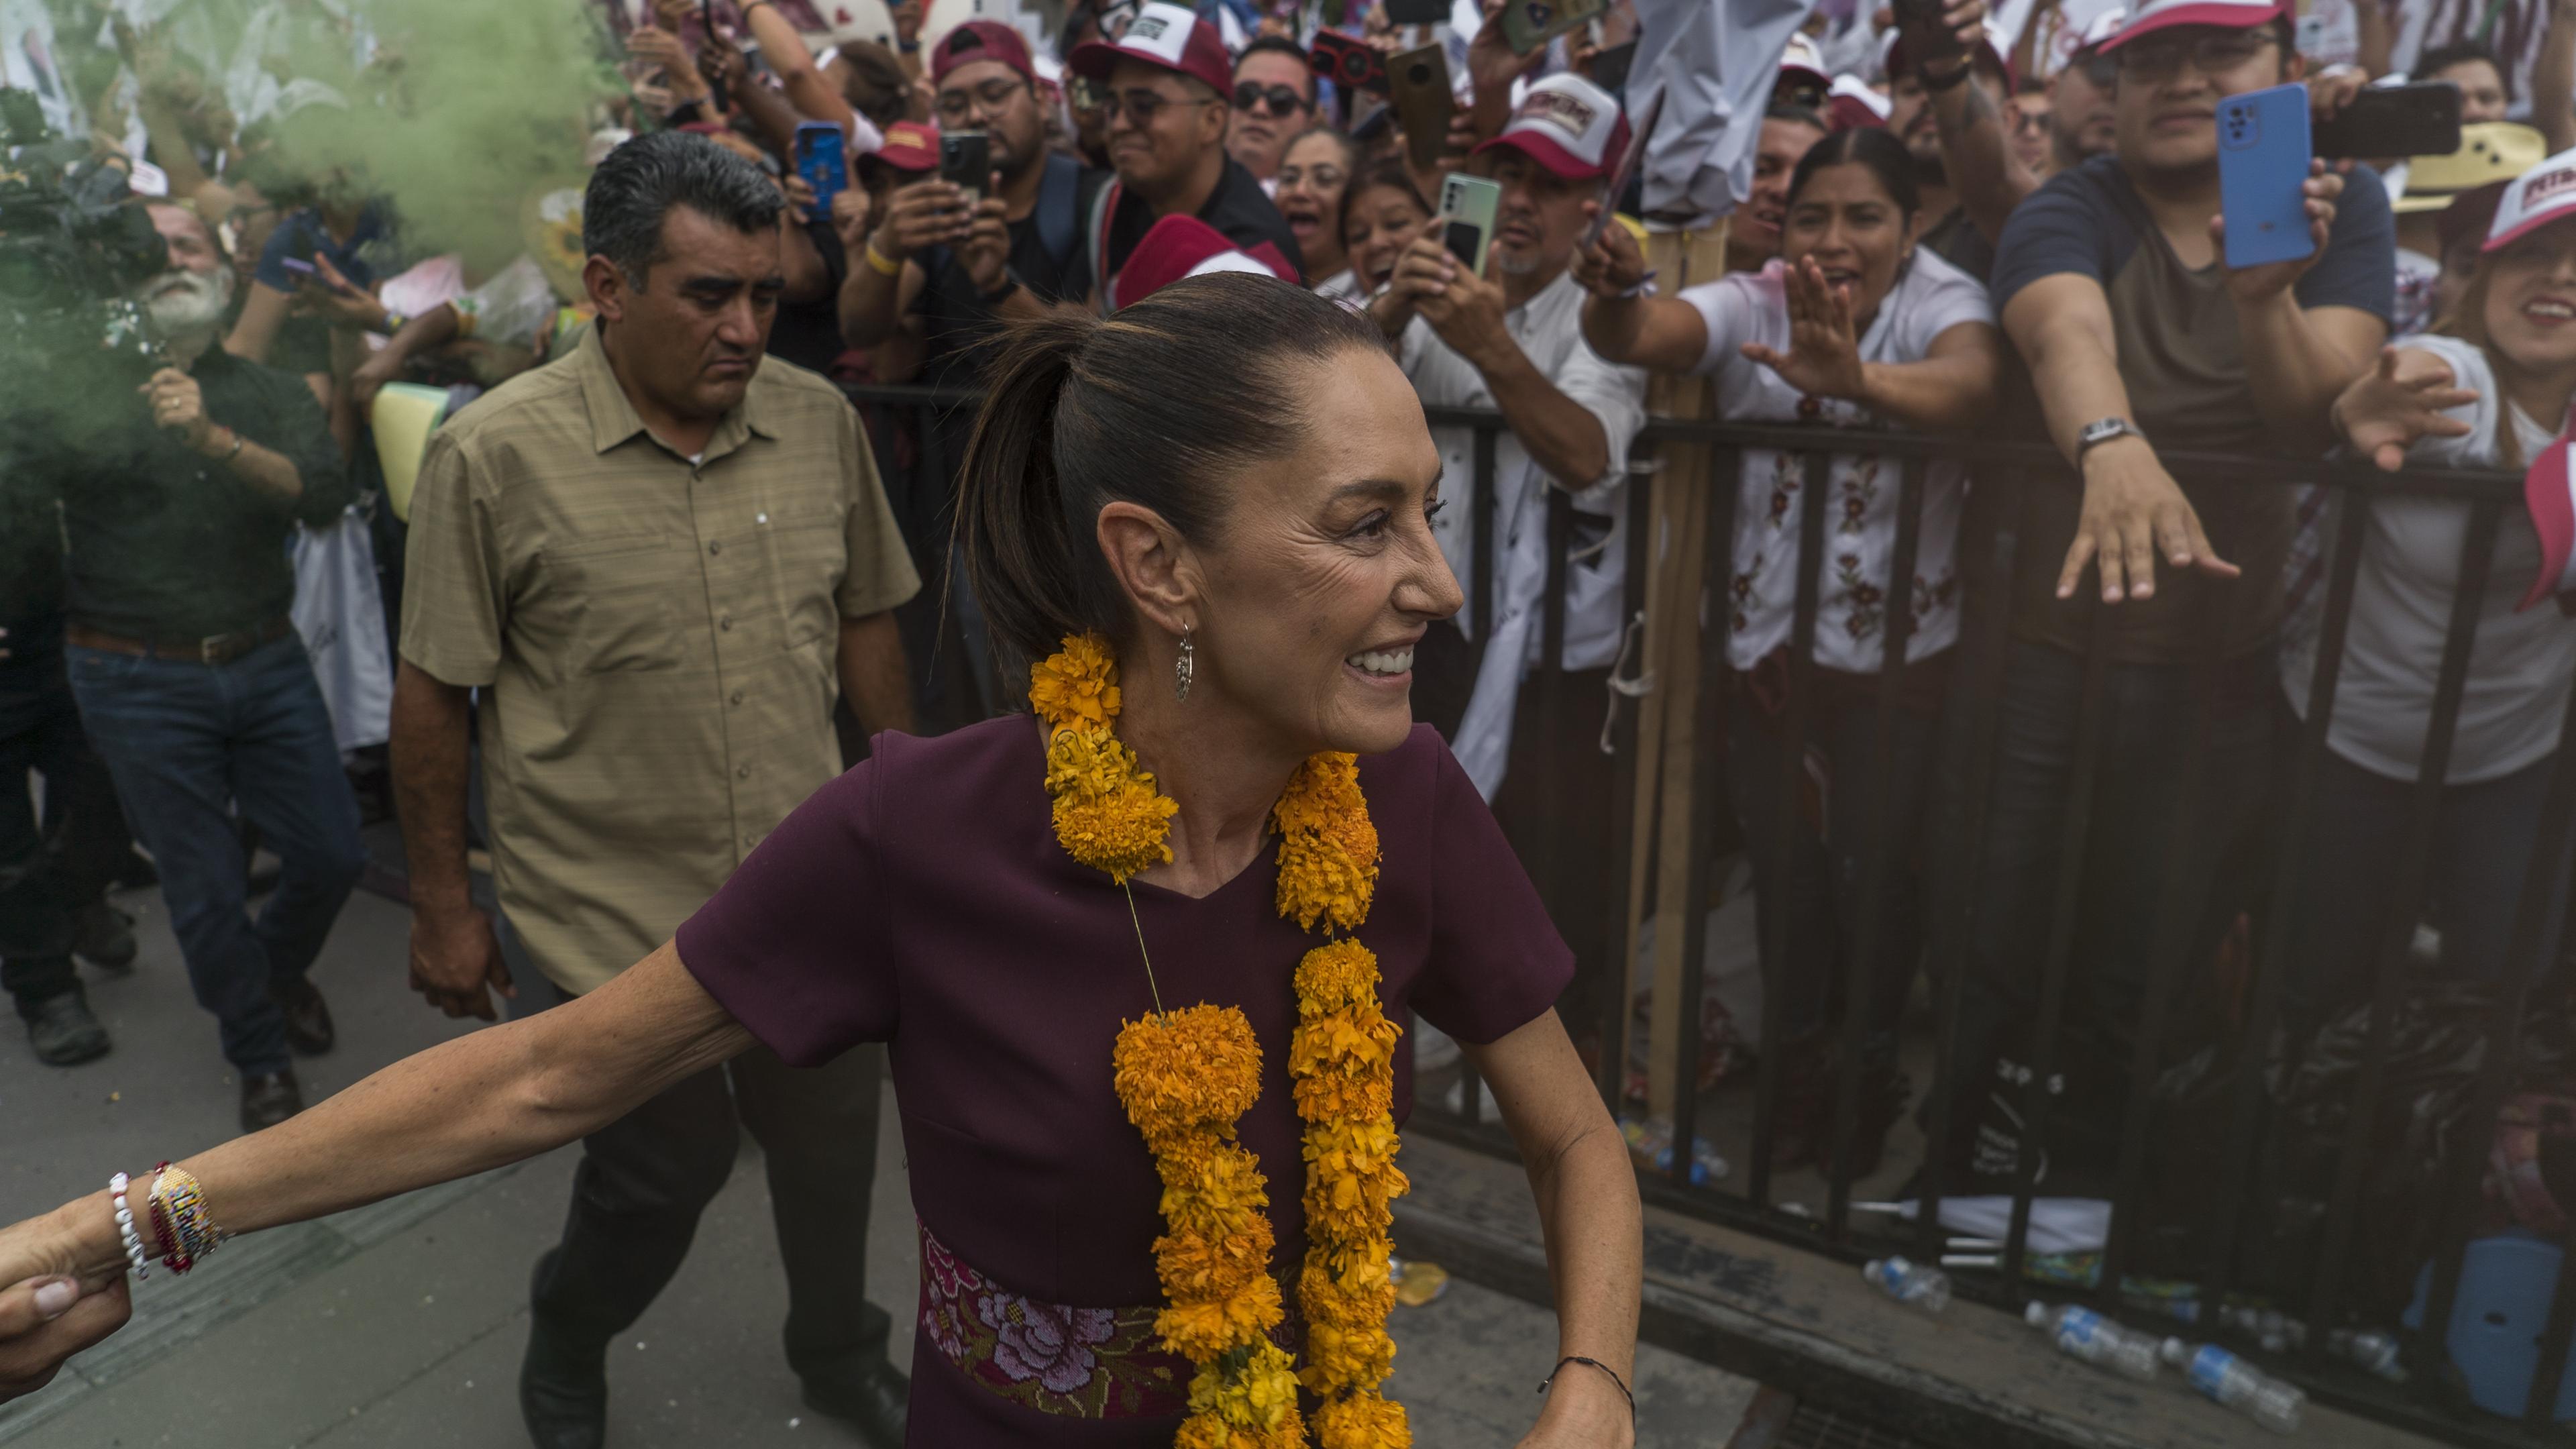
[
  {"left": 956, "top": 311, "right": 1099, "bottom": 683},
  {"left": 952, "top": 272, "right": 1388, "bottom": 669}
]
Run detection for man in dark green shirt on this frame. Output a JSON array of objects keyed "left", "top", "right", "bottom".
[{"left": 51, "top": 201, "right": 367, "bottom": 1133}]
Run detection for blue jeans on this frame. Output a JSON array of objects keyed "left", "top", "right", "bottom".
[{"left": 68, "top": 634, "right": 366, "bottom": 1075}]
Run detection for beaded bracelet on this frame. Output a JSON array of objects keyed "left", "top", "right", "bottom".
[{"left": 108, "top": 1173, "right": 149, "bottom": 1281}]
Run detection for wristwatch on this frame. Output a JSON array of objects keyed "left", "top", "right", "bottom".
[{"left": 2076, "top": 417, "right": 2145, "bottom": 460}]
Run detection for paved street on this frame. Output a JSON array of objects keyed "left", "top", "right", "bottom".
[{"left": 0, "top": 875, "right": 1756, "bottom": 1447}]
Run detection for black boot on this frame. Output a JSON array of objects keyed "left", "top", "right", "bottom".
[
  {"left": 25, "top": 991, "right": 109, "bottom": 1066},
  {"left": 800, "top": 1355, "right": 908, "bottom": 1448},
  {"left": 520, "top": 1252, "right": 608, "bottom": 1449},
  {"left": 71, "top": 902, "right": 137, "bottom": 970}
]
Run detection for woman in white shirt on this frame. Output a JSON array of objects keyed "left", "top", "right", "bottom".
[
  {"left": 1277, "top": 127, "right": 1361, "bottom": 305},
  {"left": 2288, "top": 163, "right": 2576, "bottom": 1023},
  {"left": 1576, "top": 127, "right": 2002, "bottom": 1174}
]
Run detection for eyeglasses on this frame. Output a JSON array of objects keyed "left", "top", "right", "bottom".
[
  {"left": 936, "top": 77, "right": 1029, "bottom": 121},
  {"left": 2010, "top": 109, "right": 2050, "bottom": 135},
  {"left": 1101, "top": 88, "right": 1219, "bottom": 122},
  {"left": 2114, "top": 30, "right": 2276, "bottom": 80},
  {"left": 1231, "top": 81, "right": 1309, "bottom": 115}
]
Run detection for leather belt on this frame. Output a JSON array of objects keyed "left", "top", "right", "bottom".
[{"left": 67, "top": 616, "right": 295, "bottom": 666}]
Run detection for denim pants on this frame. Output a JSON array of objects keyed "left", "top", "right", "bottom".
[
  {"left": 0, "top": 633, "right": 127, "bottom": 1014},
  {"left": 2281, "top": 745, "right": 2575, "bottom": 1026},
  {"left": 506, "top": 954, "right": 893, "bottom": 1373},
  {"left": 1937, "top": 639, "right": 2279, "bottom": 1179},
  {"left": 67, "top": 633, "right": 366, "bottom": 1075}
]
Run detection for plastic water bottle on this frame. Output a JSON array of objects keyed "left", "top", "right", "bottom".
[
  {"left": 2025, "top": 1302, "right": 2161, "bottom": 1381},
  {"left": 2328, "top": 1328, "right": 2406, "bottom": 1383},
  {"left": 2218, "top": 1304, "right": 2306, "bottom": 1353},
  {"left": 1863, "top": 1257, "right": 1951, "bottom": 1313},
  {"left": 2161, "top": 1338, "right": 2305, "bottom": 1434}
]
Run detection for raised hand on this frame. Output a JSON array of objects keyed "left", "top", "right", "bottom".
[
  {"left": 1741, "top": 256, "right": 1868, "bottom": 402},
  {"left": 2332, "top": 345, "right": 2480, "bottom": 472}
]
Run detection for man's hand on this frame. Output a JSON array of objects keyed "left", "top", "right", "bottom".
[
  {"left": 140, "top": 368, "right": 215, "bottom": 453},
  {"left": 871, "top": 179, "right": 974, "bottom": 262},
  {"left": 1570, "top": 209, "right": 1649, "bottom": 299},
  {"left": 1740, "top": 255, "right": 1869, "bottom": 402},
  {"left": 830, "top": 187, "right": 875, "bottom": 254},
  {"left": 2215, "top": 160, "right": 2341, "bottom": 308},
  {"left": 782, "top": 171, "right": 819, "bottom": 215},
  {"left": 348, "top": 350, "right": 403, "bottom": 415},
  {"left": 1405, "top": 237, "right": 1513, "bottom": 369},
  {"left": 407, "top": 900, "right": 515, "bottom": 1022},
  {"left": 2057, "top": 436, "right": 2239, "bottom": 602},
  {"left": 2332, "top": 345, "right": 2479, "bottom": 472},
  {"left": 957, "top": 182, "right": 1011, "bottom": 294}
]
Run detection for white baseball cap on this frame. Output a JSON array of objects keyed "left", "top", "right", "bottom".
[
  {"left": 1472, "top": 73, "right": 1629, "bottom": 182},
  {"left": 1778, "top": 34, "right": 1830, "bottom": 91},
  {"left": 2100, "top": 0, "right": 2285, "bottom": 53},
  {"left": 2488, "top": 147, "right": 2576, "bottom": 253}
]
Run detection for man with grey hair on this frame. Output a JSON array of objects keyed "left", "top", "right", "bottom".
[
  {"left": 392, "top": 132, "right": 919, "bottom": 1449},
  {"left": 43, "top": 199, "right": 358, "bottom": 1118},
  {"left": 1368, "top": 74, "right": 1644, "bottom": 1020}
]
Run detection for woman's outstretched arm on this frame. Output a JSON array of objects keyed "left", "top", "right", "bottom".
[
  {"left": 0, "top": 941, "right": 751, "bottom": 1401},
  {"left": 1466, "top": 1009, "right": 1645, "bottom": 1449}
]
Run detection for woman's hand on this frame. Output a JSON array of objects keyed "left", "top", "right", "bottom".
[
  {"left": 1741, "top": 256, "right": 1868, "bottom": 402},
  {"left": 2332, "top": 345, "right": 2479, "bottom": 472},
  {"left": 297, "top": 256, "right": 388, "bottom": 331},
  {"left": 1570, "top": 211, "right": 1648, "bottom": 300},
  {"left": 0, "top": 1197, "right": 133, "bottom": 1405}
]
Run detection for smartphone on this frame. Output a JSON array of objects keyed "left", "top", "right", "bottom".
[
  {"left": 2216, "top": 83, "right": 2317, "bottom": 270},
  {"left": 1587, "top": 38, "right": 1638, "bottom": 94},
  {"left": 793, "top": 121, "right": 846, "bottom": 221},
  {"left": 1893, "top": 0, "right": 1966, "bottom": 66},
  {"left": 1501, "top": 0, "right": 1609, "bottom": 58},
  {"left": 1309, "top": 32, "right": 1390, "bottom": 97},
  {"left": 941, "top": 129, "right": 991, "bottom": 205},
  {"left": 279, "top": 257, "right": 318, "bottom": 279},
  {"left": 2313, "top": 80, "right": 2465, "bottom": 159},
  {"left": 1439, "top": 173, "right": 1501, "bottom": 277},
  {"left": 1382, "top": 0, "right": 1448, "bottom": 23},
  {"left": 1389, "top": 43, "right": 1454, "bottom": 172}
]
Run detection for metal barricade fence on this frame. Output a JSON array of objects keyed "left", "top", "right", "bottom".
[{"left": 849, "top": 381, "right": 2557, "bottom": 1445}]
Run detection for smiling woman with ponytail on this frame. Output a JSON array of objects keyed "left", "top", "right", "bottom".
[{"left": 0, "top": 273, "right": 1645, "bottom": 1449}]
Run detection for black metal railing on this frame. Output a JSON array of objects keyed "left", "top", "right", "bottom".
[{"left": 846, "top": 381, "right": 2557, "bottom": 1446}]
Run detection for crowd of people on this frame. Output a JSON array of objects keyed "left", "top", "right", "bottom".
[{"left": 9, "top": 0, "right": 2576, "bottom": 1440}]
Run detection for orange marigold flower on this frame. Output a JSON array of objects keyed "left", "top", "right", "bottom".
[
  {"left": 1029, "top": 632, "right": 1124, "bottom": 731},
  {"left": 1293, "top": 941, "right": 1382, "bottom": 1014},
  {"left": 1114, "top": 1008, "right": 1265, "bottom": 1142},
  {"left": 1274, "top": 753, "right": 1379, "bottom": 933},
  {"left": 1312, "top": 1391, "right": 1411, "bottom": 1449}
]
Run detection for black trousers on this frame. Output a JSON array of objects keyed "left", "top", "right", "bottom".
[
  {"left": 0, "top": 629, "right": 128, "bottom": 1016},
  {"left": 511, "top": 963, "right": 893, "bottom": 1375}
]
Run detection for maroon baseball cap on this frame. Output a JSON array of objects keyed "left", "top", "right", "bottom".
[
  {"left": 867, "top": 120, "right": 942, "bottom": 174},
  {"left": 932, "top": 20, "right": 1036, "bottom": 85},
  {"left": 1472, "top": 74, "right": 1630, "bottom": 182},
  {"left": 1069, "top": 1, "right": 1232, "bottom": 99},
  {"left": 2098, "top": 0, "right": 2287, "bottom": 53}
]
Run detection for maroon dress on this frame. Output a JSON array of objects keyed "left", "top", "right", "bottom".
[{"left": 675, "top": 716, "right": 1573, "bottom": 1446}]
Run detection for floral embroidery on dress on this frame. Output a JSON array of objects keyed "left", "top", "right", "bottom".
[{"left": 916, "top": 1218, "right": 1189, "bottom": 1419}]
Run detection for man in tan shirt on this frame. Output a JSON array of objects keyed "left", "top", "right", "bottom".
[{"left": 390, "top": 134, "right": 918, "bottom": 1449}]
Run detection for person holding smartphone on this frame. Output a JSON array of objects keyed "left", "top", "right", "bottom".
[
  {"left": 1371, "top": 72, "right": 1646, "bottom": 1030},
  {"left": 1941, "top": 0, "right": 2394, "bottom": 1185}
]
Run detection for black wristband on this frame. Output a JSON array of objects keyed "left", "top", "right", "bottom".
[
  {"left": 1538, "top": 1355, "right": 1635, "bottom": 1423},
  {"left": 1921, "top": 58, "right": 1973, "bottom": 91}
]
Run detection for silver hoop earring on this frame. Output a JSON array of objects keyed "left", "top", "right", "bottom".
[{"left": 1175, "top": 627, "right": 1195, "bottom": 702}]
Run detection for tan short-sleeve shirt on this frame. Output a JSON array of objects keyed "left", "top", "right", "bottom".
[{"left": 400, "top": 325, "right": 919, "bottom": 994}]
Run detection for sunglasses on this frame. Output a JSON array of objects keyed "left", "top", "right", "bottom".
[
  {"left": 1232, "top": 81, "right": 1309, "bottom": 115},
  {"left": 1102, "top": 88, "right": 1219, "bottom": 122}
]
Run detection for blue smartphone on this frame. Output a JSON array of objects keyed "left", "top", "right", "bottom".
[
  {"left": 793, "top": 120, "right": 845, "bottom": 222},
  {"left": 2216, "top": 83, "right": 2316, "bottom": 270}
]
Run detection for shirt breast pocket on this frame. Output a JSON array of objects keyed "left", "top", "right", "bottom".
[
  {"left": 757, "top": 504, "right": 847, "bottom": 653},
  {"left": 531, "top": 532, "right": 693, "bottom": 678}
]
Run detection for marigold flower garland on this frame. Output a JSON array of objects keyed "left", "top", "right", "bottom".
[{"left": 1034, "top": 634, "right": 1410, "bottom": 1449}]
